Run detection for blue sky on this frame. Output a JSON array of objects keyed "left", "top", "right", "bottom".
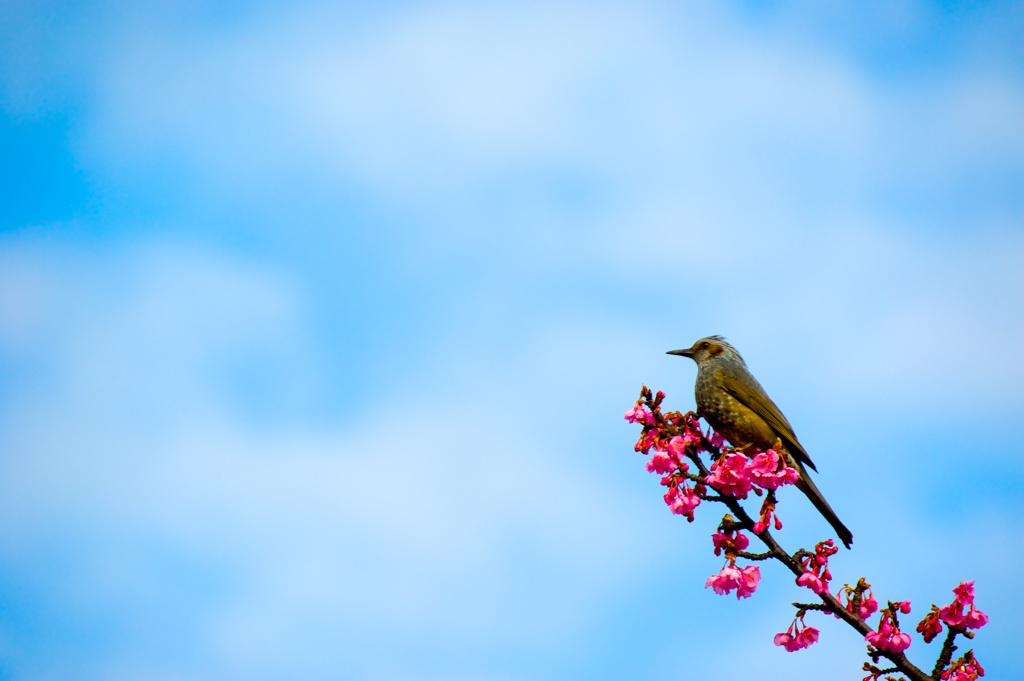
[{"left": 1, "top": 1, "right": 1023, "bottom": 679}]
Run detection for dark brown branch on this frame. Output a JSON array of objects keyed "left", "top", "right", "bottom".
[
  {"left": 687, "top": 453, "right": 932, "bottom": 681},
  {"left": 637, "top": 396, "right": 938, "bottom": 681},
  {"left": 931, "top": 625, "right": 960, "bottom": 678},
  {"left": 736, "top": 550, "right": 774, "bottom": 561}
]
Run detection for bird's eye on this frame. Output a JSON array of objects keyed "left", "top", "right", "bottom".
[{"left": 700, "top": 342, "right": 709, "bottom": 349}]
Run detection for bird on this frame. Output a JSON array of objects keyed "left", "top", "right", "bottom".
[{"left": 667, "top": 336, "right": 853, "bottom": 549}]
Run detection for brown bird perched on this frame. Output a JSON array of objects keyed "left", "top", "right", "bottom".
[{"left": 668, "top": 336, "right": 853, "bottom": 549}]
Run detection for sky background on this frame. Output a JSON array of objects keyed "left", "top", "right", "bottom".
[{"left": 1, "top": 1, "right": 1023, "bottom": 679}]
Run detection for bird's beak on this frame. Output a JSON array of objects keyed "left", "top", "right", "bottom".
[{"left": 666, "top": 348, "right": 693, "bottom": 357}]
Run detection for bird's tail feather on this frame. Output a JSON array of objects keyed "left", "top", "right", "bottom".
[{"left": 793, "top": 463, "right": 853, "bottom": 549}]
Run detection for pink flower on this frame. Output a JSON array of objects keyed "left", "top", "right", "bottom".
[
  {"left": 838, "top": 583, "right": 878, "bottom": 621},
  {"left": 736, "top": 565, "right": 761, "bottom": 599},
  {"left": 709, "top": 431, "right": 725, "bottom": 448},
  {"left": 953, "top": 581, "right": 975, "bottom": 606},
  {"left": 678, "top": 430, "right": 702, "bottom": 447},
  {"left": 705, "top": 565, "right": 741, "bottom": 596},
  {"left": 712, "top": 530, "right": 749, "bottom": 555},
  {"left": 860, "top": 594, "right": 879, "bottom": 619},
  {"left": 773, "top": 632, "right": 793, "bottom": 649},
  {"left": 645, "top": 450, "right": 676, "bottom": 475},
  {"left": 940, "top": 652, "right": 985, "bottom": 681},
  {"left": 634, "top": 429, "right": 658, "bottom": 453},
  {"left": 747, "top": 450, "right": 778, "bottom": 477},
  {"left": 774, "top": 617, "right": 819, "bottom": 652},
  {"left": 890, "top": 632, "right": 911, "bottom": 653},
  {"left": 797, "top": 571, "right": 826, "bottom": 595},
  {"left": 665, "top": 435, "right": 686, "bottom": 457},
  {"left": 795, "top": 625, "right": 819, "bottom": 649},
  {"left": 896, "top": 600, "right": 912, "bottom": 615},
  {"left": 939, "top": 602, "right": 965, "bottom": 627},
  {"left": 865, "top": 619, "right": 911, "bottom": 653},
  {"left": 705, "top": 452, "right": 753, "bottom": 497},
  {"left": 624, "top": 405, "right": 647, "bottom": 423},
  {"left": 705, "top": 564, "right": 760, "bottom": 599},
  {"left": 938, "top": 581, "right": 987, "bottom": 631},
  {"left": 962, "top": 604, "right": 988, "bottom": 629},
  {"left": 668, "top": 486, "right": 700, "bottom": 520},
  {"left": 865, "top": 630, "right": 885, "bottom": 649},
  {"left": 747, "top": 450, "right": 800, "bottom": 490}
]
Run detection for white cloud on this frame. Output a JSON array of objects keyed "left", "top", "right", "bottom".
[
  {"left": 0, "top": 241, "right": 666, "bottom": 678},
  {"left": 3, "top": 2, "right": 1023, "bottom": 677},
  {"left": 79, "top": 1, "right": 1023, "bottom": 204}
]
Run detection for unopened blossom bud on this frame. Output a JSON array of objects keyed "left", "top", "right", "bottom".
[{"left": 917, "top": 609, "right": 943, "bottom": 643}]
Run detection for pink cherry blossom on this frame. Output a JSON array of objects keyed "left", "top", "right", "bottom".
[
  {"left": 736, "top": 565, "right": 761, "bottom": 599},
  {"left": 939, "top": 602, "right": 965, "bottom": 627},
  {"left": 890, "top": 632, "right": 912, "bottom": 652},
  {"left": 775, "top": 617, "right": 819, "bottom": 652},
  {"left": 940, "top": 651, "right": 985, "bottom": 681},
  {"left": 953, "top": 581, "right": 975, "bottom": 606},
  {"left": 797, "top": 571, "right": 826, "bottom": 595},
  {"left": 705, "top": 563, "right": 760, "bottom": 599},
  {"left": 668, "top": 486, "right": 700, "bottom": 520},
  {"left": 962, "top": 604, "right": 988, "bottom": 629},
  {"left": 747, "top": 450, "right": 800, "bottom": 490},
  {"left": 712, "top": 530, "right": 749, "bottom": 555},
  {"left": 705, "top": 565, "right": 741, "bottom": 596},
  {"left": 677, "top": 430, "right": 702, "bottom": 448},
  {"left": 773, "top": 632, "right": 793, "bottom": 649},
  {"left": 865, "top": 616, "right": 911, "bottom": 654},
  {"left": 634, "top": 428, "right": 659, "bottom": 454},
  {"left": 705, "top": 452, "right": 753, "bottom": 497},
  {"left": 664, "top": 435, "right": 686, "bottom": 457},
  {"left": 860, "top": 594, "right": 879, "bottom": 619},
  {"left": 938, "top": 582, "right": 988, "bottom": 631},
  {"left": 646, "top": 450, "right": 676, "bottom": 475},
  {"left": 795, "top": 625, "right": 820, "bottom": 649},
  {"left": 624, "top": 405, "right": 647, "bottom": 424}
]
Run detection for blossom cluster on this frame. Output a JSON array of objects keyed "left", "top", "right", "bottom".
[
  {"left": 625, "top": 392, "right": 800, "bottom": 532},
  {"left": 705, "top": 562, "right": 761, "bottom": 599},
  {"left": 837, "top": 578, "right": 879, "bottom": 621},
  {"left": 940, "top": 650, "right": 985, "bottom": 681},
  {"left": 865, "top": 600, "right": 913, "bottom": 654},
  {"left": 795, "top": 539, "right": 838, "bottom": 596},
  {"left": 705, "top": 449, "right": 800, "bottom": 498},
  {"left": 711, "top": 527, "right": 749, "bottom": 557},
  {"left": 774, "top": 615, "right": 820, "bottom": 652},
  {"left": 625, "top": 386, "right": 988, "bottom": 680},
  {"left": 625, "top": 395, "right": 710, "bottom": 523},
  {"left": 917, "top": 580, "right": 989, "bottom": 643},
  {"left": 704, "top": 526, "right": 761, "bottom": 599}
]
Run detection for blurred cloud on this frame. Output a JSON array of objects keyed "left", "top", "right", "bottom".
[{"left": 1, "top": 1, "right": 1023, "bottom": 679}]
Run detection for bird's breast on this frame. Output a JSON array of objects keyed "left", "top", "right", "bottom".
[{"left": 695, "top": 368, "right": 776, "bottom": 450}]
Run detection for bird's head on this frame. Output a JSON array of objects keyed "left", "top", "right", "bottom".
[{"left": 667, "top": 336, "right": 744, "bottom": 366}]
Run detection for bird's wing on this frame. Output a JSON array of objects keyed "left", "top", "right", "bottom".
[{"left": 719, "top": 370, "right": 818, "bottom": 472}]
